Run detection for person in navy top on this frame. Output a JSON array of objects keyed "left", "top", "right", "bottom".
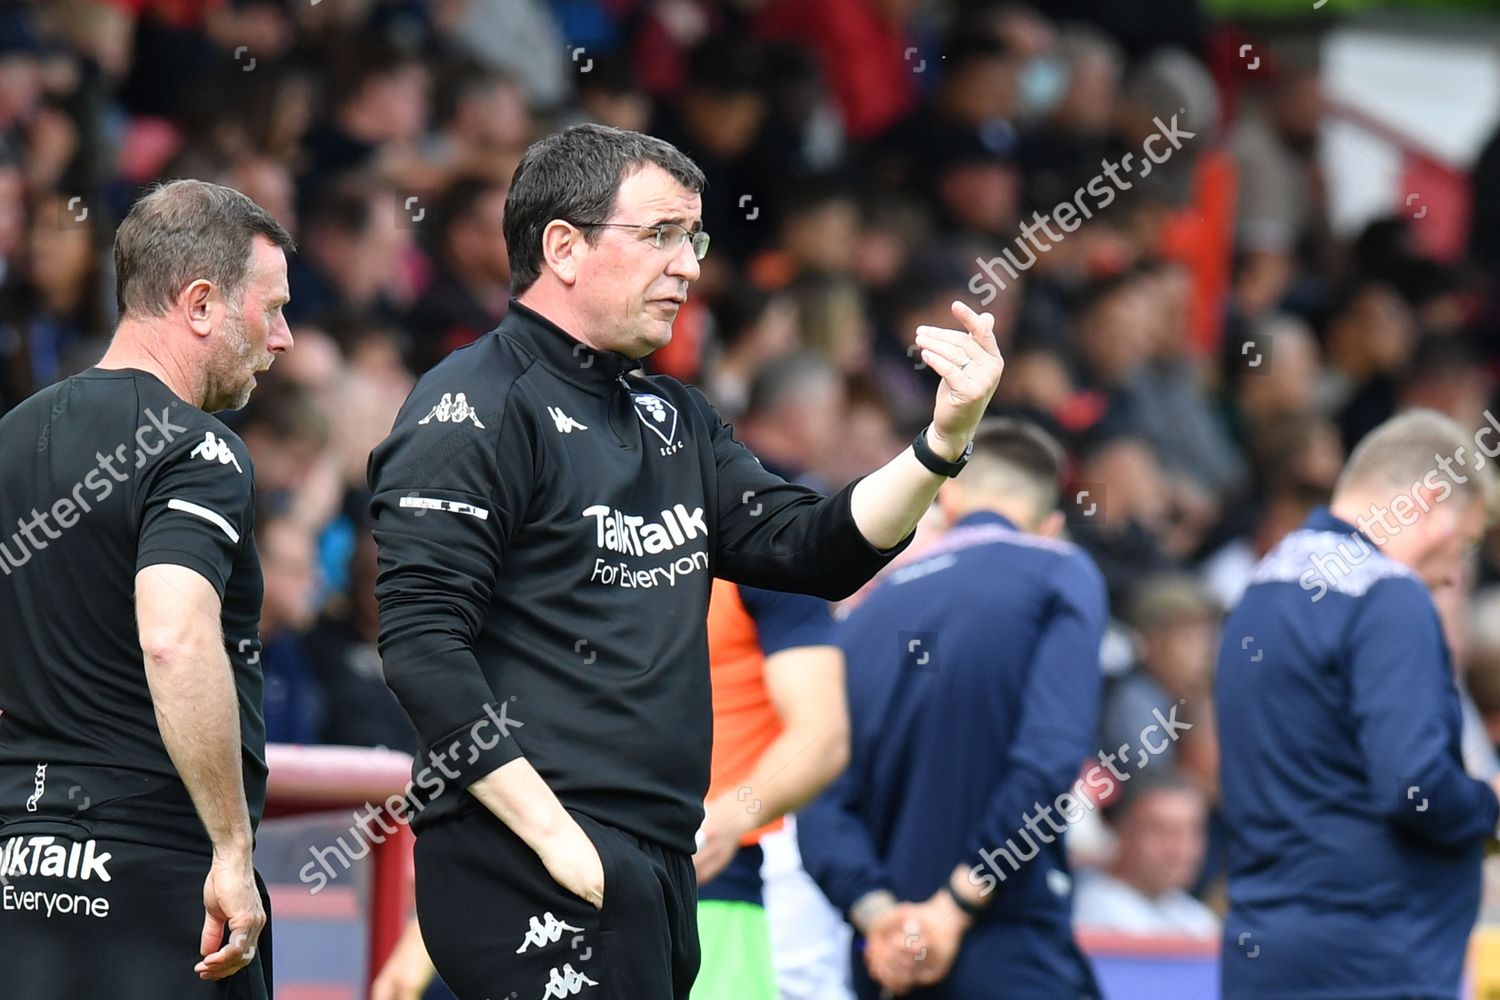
[
  {"left": 799, "top": 418, "right": 1107, "bottom": 999},
  {"left": 1218, "top": 409, "right": 1500, "bottom": 999}
]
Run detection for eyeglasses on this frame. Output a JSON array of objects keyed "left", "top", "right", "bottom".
[{"left": 575, "top": 221, "right": 711, "bottom": 260}]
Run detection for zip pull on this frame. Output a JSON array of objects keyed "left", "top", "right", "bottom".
[{"left": 609, "top": 370, "right": 633, "bottom": 448}]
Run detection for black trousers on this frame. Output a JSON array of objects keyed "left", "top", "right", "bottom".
[
  {"left": 0, "top": 819, "right": 273, "bottom": 999},
  {"left": 415, "top": 807, "right": 699, "bottom": 1000}
]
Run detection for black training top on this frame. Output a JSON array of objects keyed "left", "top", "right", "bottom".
[
  {"left": 368, "top": 300, "right": 910, "bottom": 854},
  {"left": 0, "top": 369, "right": 265, "bottom": 853}
]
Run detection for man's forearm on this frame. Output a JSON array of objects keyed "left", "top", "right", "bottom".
[
  {"left": 144, "top": 642, "right": 253, "bottom": 856},
  {"left": 727, "top": 723, "right": 847, "bottom": 833},
  {"left": 850, "top": 431, "right": 962, "bottom": 550},
  {"left": 467, "top": 757, "right": 578, "bottom": 853}
]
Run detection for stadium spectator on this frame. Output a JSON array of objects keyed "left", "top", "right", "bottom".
[
  {"left": 1320, "top": 280, "right": 1418, "bottom": 452},
  {"left": 1200, "top": 409, "right": 1343, "bottom": 608},
  {"left": 233, "top": 375, "right": 331, "bottom": 523},
  {"left": 0, "top": 189, "right": 114, "bottom": 412},
  {"left": 1073, "top": 770, "right": 1219, "bottom": 938},
  {"left": 285, "top": 177, "right": 411, "bottom": 327},
  {"left": 1100, "top": 574, "right": 1221, "bottom": 794},
  {"left": 298, "top": 38, "right": 430, "bottom": 210},
  {"left": 1217, "top": 409, "right": 1500, "bottom": 999},
  {"left": 652, "top": 38, "right": 773, "bottom": 267},
  {"left": 701, "top": 285, "right": 801, "bottom": 421},
  {"left": 256, "top": 511, "right": 323, "bottom": 745},
  {"left": 1067, "top": 429, "right": 1178, "bottom": 608},
  {"left": 799, "top": 418, "right": 1105, "bottom": 999},
  {"left": 737, "top": 349, "right": 847, "bottom": 488},
  {"left": 405, "top": 174, "right": 512, "bottom": 373}
]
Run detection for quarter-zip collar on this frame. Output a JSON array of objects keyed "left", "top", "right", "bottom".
[{"left": 500, "top": 298, "right": 644, "bottom": 394}]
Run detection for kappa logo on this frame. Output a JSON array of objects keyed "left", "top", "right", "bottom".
[
  {"left": 632, "top": 393, "right": 681, "bottom": 454},
  {"left": 418, "top": 392, "right": 485, "bottom": 428},
  {"left": 548, "top": 405, "right": 589, "bottom": 434},
  {"left": 516, "top": 911, "right": 583, "bottom": 954},
  {"left": 189, "top": 431, "right": 243, "bottom": 473},
  {"left": 541, "top": 963, "right": 598, "bottom": 999}
]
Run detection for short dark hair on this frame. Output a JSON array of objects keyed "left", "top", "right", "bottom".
[
  {"left": 1105, "top": 767, "right": 1203, "bottom": 825},
  {"left": 114, "top": 179, "right": 294, "bottom": 319},
  {"left": 968, "top": 417, "right": 1067, "bottom": 511},
  {"left": 503, "top": 124, "right": 706, "bottom": 294}
]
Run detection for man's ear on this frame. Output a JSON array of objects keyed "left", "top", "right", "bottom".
[
  {"left": 182, "top": 279, "right": 216, "bottom": 337},
  {"left": 936, "top": 479, "right": 963, "bottom": 522},
  {"left": 1035, "top": 510, "right": 1066, "bottom": 539},
  {"left": 540, "top": 220, "right": 583, "bottom": 286}
]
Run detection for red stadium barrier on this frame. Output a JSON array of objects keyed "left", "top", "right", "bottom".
[{"left": 264, "top": 744, "right": 415, "bottom": 996}]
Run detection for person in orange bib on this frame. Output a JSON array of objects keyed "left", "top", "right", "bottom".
[{"left": 690, "top": 577, "right": 847, "bottom": 1000}]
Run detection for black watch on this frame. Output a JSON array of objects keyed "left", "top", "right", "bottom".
[{"left": 912, "top": 424, "right": 972, "bottom": 478}]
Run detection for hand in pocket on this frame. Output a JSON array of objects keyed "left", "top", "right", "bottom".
[{"left": 536, "top": 818, "right": 606, "bottom": 910}]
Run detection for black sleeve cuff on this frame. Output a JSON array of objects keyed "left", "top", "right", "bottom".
[
  {"left": 812, "top": 478, "right": 916, "bottom": 598},
  {"left": 416, "top": 706, "right": 526, "bottom": 797}
]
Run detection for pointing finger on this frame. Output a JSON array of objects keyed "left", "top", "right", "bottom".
[{"left": 950, "top": 300, "right": 999, "bottom": 355}]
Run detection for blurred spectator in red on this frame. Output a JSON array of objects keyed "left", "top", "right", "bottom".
[
  {"left": 755, "top": 0, "right": 918, "bottom": 142},
  {"left": 1073, "top": 770, "right": 1219, "bottom": 938},
  {"left": 406, "top": 174, "right": 511, "bottom": 373}
]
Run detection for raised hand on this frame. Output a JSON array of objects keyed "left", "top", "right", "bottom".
[{"left": 913, "top": 300, "right": 1005, "bottom": 460}]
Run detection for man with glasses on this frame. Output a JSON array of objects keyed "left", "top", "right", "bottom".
[{"left": 367, "top": 123, "right": 1004, "bottom": 999}]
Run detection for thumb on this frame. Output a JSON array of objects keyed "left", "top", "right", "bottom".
[{"left": 200, "top": 909, "right": 226, "bottom": 959}]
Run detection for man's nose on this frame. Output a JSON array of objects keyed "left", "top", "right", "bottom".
[
  {"left": 666, "top": 239, "right": 700, "bottom": 282},
  {"left": 270, "top": 317, "right": 294, "bottom": 354}
]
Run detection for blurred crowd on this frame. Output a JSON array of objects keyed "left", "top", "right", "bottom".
[{"left": 5, "top": 0, "right": 1500, "bottom": 944}]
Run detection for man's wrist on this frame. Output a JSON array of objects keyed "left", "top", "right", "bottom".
[
  {"left": 212, "top": 837, "right": 254, "bottom": 865},
  {"left": 940, "top": 878, "right": 981, "bottom": 929},
  {"left": 849, "top": 888, "right": 899, "bottom": 936},
  {"left": 924, "top": 426, "right": 968, "bottom": 464}
]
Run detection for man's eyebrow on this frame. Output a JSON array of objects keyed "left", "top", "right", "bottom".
[{"left": 649, "top": 216, "right": 701, "bottom": 230}]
